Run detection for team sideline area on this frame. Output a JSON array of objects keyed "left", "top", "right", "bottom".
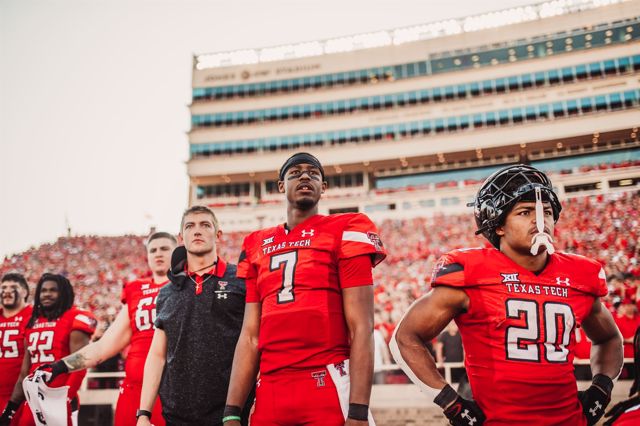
[{"left": 2, "top": 189, "right": 638, "bottom": 424}]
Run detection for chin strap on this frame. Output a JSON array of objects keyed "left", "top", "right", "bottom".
[{"left": 530, "top": 186, "right": 555, "bottom": 256}]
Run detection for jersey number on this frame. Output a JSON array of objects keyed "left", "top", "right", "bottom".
[
  {"left": 27, "top": 330, "right": 55, "bottom": 364},
  {"left": 135, "top": 296, "right": 157, "bottom": 331},
  {"left": 270, "top": 251, "right": 298, "bottom": 303},
  {"left": 505, "top": 299, "right": 575, "bottom": 363},
  {"left": 0, "top": 330, "right": 20, "bottom": 358}
]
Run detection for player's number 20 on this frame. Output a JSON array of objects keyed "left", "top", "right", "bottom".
[
  {"left": 505, "top": 299, "right": 575, "bottom": 362},
  {"left": 270, "top": 251, "right": 297, "bottom": 303}
]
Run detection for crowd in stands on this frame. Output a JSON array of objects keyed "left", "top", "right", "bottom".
[
  {"left": 0, "top": 236, "right": 149, "bottom": 334},
  {"left": 2, "top": 191, "right": 639, "bottom": 360}
]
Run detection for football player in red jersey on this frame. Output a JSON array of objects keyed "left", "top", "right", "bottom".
[
  {"left": 224, "top": 152, "right": 387, "bottom": 426},
  {"left": 0, "top": 273, "right": 96, "bottom": 426},
  {"left": 28, "top": 232, "right": 176, "bottom": 426},
  {"left": 390, "top": 164, "right": 623, "bottom": 426},
  {"left": 0, "top": 273, "right": 32, "bottom": 418}
]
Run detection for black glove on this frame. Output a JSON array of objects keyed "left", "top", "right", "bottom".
[
  {"left": 603, "top": 395, "right": 640, "bottom": 426},
  {"left": 0, "top": 400, "right": 20, "bottom": 426},
  {"left": 35, "top": 360, "right": 69, "bottom": 383},
  {"left": 434, "top": 384, "right": 486, "bottom": 426},
  {"left": 579, "top": 374, "right": 613, "bottom": 426}
]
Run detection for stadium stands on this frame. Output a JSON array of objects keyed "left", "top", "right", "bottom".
[{"left": 2, "top": 190, "right": 638, "bottom": 335}]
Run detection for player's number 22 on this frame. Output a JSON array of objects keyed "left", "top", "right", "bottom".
[
  {"left": 505, "top": 299, "right": 575, "bottom": 362},
  {"left": 270, "top": 251, "right": 298, "bottom": 303}
]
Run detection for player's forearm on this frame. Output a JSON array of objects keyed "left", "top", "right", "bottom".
[
  {"left": 390, "top": 326, "right": 448, "bottom": 392},
  {"left": 8, "top": 373, "right": 27, "bottom": 404},
  {"left": 62, "top": 340, "right": 108, "bottom": 372},
  {"left": 582, "top": 299, "right": 624, "bottom": 380},
  {"left": 9, "top": 355, "right": 31, "bottom": 404},
  {"left": 226, "top": 333, "right": 259, "bottom": 407},
  {"left": 590, "top": 332, "right": 623, "bottom": 379},
  {"left": 348, "top": 328, "right": 374, "bottom": 405},
  {"left": 139, "top": 351, "right": 165, "bottom": 411}
]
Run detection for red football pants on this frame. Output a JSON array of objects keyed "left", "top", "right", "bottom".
[
  {"left": 114, "top": 380, "right": 164, "bottom": 426},
  {"left": 251, "top": 367, "right": 345, "bottom": 426}
]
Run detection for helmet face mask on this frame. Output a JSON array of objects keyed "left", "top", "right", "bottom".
[{"left": 473, "top": 165, "right": 562, "bottom": 248}]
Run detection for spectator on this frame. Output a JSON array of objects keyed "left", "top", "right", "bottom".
[{"left": 614, "top": 298, "right": 640, "bottom": 359}]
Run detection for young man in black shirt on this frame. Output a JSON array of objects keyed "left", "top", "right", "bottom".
[{"left": 137, "top": 206, "right": 252, "bottom": 426}]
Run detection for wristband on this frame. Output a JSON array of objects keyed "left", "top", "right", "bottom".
[
  {"left": 136, "top": 409, "right": 152, "bottom": 420},
  {"left": 222, "top": 415, "right": 242, "bottom": 423},
  {"left": 347, "top": 403, "right": 369, "bottom": 421},
  {"left": 222, "top": 404, "right": 242, "bottom": 417},
  {"left": 433, "top": 384, "right": 458, "bottom": 409},
  {"left": 2, "top": 400, "right": 20, "bottom": 418},
  {"left": 592, "top": 374, "right": 613, "bottom": 395},
  {"left": 52, "top": 360, "right": 70, "bottom": 376},
  {"left": 4, "top": 401, "right": 19, "bottom": 412}
]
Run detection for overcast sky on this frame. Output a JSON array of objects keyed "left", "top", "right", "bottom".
[{"left": 0, "top": 0, "right": 536, "bottom": 257}]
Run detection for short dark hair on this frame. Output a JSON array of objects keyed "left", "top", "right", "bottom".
[
  {"left": 28, "top": 273, "right": 75, "bottom": 326},
  {"left": 146, "top": 231, "right": 177, "bottom": 246},
  {"left": 180, "top": 205, "right": 219, "bottom": 232},
  {"left": 1, "top": 273, "right": 29, "bottom": 302}
]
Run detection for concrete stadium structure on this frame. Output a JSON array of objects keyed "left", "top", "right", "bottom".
[{"left": 188, "top": 0, "right": 640, "bottom": 231}]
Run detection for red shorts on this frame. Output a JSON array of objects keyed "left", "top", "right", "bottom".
[
  {"left": 251, "top": 366, "right": 345, "bottom": 426},
  {"left": 114, "top": 380, "right": 164, "bottom": 426}
]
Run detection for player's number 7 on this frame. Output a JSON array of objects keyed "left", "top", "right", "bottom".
[{"left": 270, "top": 251, "right": 298, "bottom": 304}]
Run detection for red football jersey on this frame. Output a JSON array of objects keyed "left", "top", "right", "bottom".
[
  {"left": 121, "top": 278, "right": 168, "bottom": 384},
  {"left": 613, "top": 404, "right": 640, "bottom": 425},
  {"left": 26, "top": 307, "right": 97, "bottom": 395},
  {"left": 0, "top": 305, "right": 33, "bottom": 397},
  {"left": 238, "top": 213, "right": 386, "bottom": 375},
  {"left": 431, "top": 248, "right": 607, "bottom": 426}
]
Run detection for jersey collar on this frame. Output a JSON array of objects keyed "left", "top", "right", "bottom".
[
  {"left": 280, "top": 214, "right": 323, "bottom": 235},
  {"left": 496, "top": 248, "right": 556, "bottom": 277}
]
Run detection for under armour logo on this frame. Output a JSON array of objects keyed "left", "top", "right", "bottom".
[
  {"left": 334, "top": 361, "right": 348, "bottom": 377},
  {"left": 311, "top": 371, "right": 326, "bottom": 387},
  {"left": 461, "top": 409, "right": 477, "bottom": 425},
  {"left": 589, "top": 401, "right": 602, "bottom": 417},
  {"left": 217, "top": 293, "right": 228, "bottom": 299},
  {"left": 301, "top": 229, "right": 314, "bottom": 237},
  {"left": 556, "top": 277, "right": 571, "bottom": 286},
  {"left": 262, "top": 236, "right": 275, "bottom": 246},
  {"left": 501, "top": 273, "right": 520, "bottom": 283}
]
